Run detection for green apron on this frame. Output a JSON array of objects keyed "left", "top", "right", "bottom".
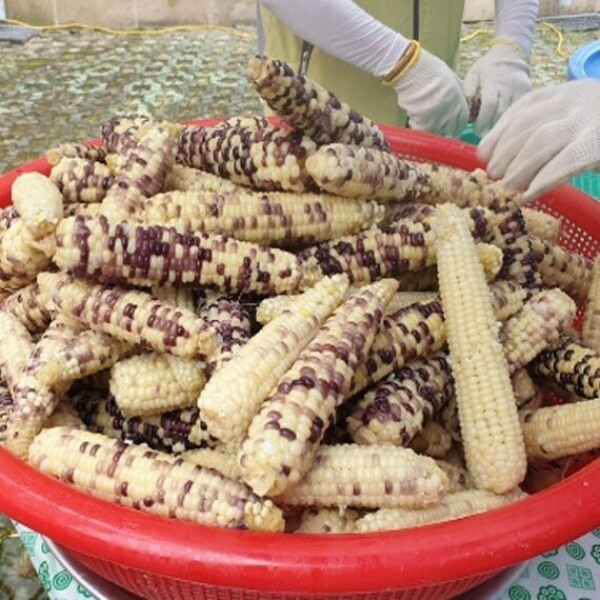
[{"left": 259, "top": 0, "right": 465, "bottom": 125}]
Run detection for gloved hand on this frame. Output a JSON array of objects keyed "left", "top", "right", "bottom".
[
  {"left": 478, "top": 79, "right": 600, "bottom": 200},
  {"left": 393, "top": 48, "right": 469, "bottom": 138},
  {"left": 463, "top": 43, "right": 532, "bottom": 137}
]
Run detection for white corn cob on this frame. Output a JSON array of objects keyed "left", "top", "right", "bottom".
[
  {"left": 110, "top": 353, "right": 208, "bottom": 417},
  {"left": 408, "top": 420, "right": 454, "bottom": 458},
  {"left": 275, "top": 444, "right": 449, "bottom": 510},
  {"left": 520, "top": 398, "right": 600, "bottom": 462},
  {"left": 164, "top": 164, "right": 239, "bottom": 194},
  {"left": 355, "top": 488, "right": 527, "bottom": 532},
  {"left": 294, "top": 508, "right": 359, "bottom": 534},
  {"left": 434, "top": 203, "right": 526, "bottom": 493},
  {"left": 11, "top": 172, "right": 64, "bottom": 239}
]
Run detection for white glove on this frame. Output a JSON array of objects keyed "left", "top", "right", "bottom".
[
  {"left": 463, "top": 43, "right": 532, "bottom": 137},
  {"left": 393, "top": 49, "right": 469, "bottom": 137},
  {"left": 478, "top": 79, "right": 600, "bottom": 200}
]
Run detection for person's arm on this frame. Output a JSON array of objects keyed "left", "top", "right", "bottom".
[
  {"left": 477, "top": 80, "right": 600, "bottom": 200},
  {"left": 463, "top": 0, "right": 539, "bottom": 136},
  {"left": 260, "top": 0, "right": 468, "bottom": 136}
]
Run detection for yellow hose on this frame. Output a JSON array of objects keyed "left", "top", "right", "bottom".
[{"left": 2, "top": 17, "right": 256, "bottom": 41}]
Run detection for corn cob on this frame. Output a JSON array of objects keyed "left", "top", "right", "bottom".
[
  {"left": 80, "top": 369, "right": 111, "bottom": 392},
  {"left": 294, "top": 508, "right": 359, "bottom": 534},
  {"left": 29, "top": 426, "right": 284, "bottom": 532},
  {"left": 434, "top": 203, "right": 526, "bottom": 493},
  {"left": 182, "top": 447, "right": 241, "bottom": 480},
  {"left": 100, "top": 125, "right": 176, "bottom": 220},
  {"left": 110, "top": 353, "right": 207, "bottom": 417},
  {"left": 46, "top": 142, "right": 108, "bottom": 166},
  {"left": 435, "top": 459, "right": 475, "bottom": 493},
  {"left": 512, "top": 368, "right": 543, "bottom": 408},
  {"left": 0, "top": 206, "right": 19, "bottom": 233},
  {"left": 501, "top": 288, "right": 576, "bottom": 373},
  {"left": 138, "top": 189, "right": 385, "bottom": 246},
  {"left": 177, "top": 122, "right": 317, "bottom": 193},
  {"left": 528, "top": 336, "right": 600, "bottom": 400},
  {"left": 35, "top": 327, "right": 132, "bottom": 388},
  {"left": 0, "top": 383, "right": 13, "bottom": 444},
  {"left": 487, "top": 209, "right": 542, "bottom": 293},
  {"left": 416, "top": 163, "right": 521, "bottom": 211},
  {"left": 408, "top": 420, "right": 454, "bottom": 458},
  {"left": 349, "top": 298, "right": 445, "bottom": 396},
  {"left": 53, "top": 215, "right": 305, "bottom": 296},
  {"left": 0, "top": 220, "right": 55, "bottom": 299},
  {"left": 37, "top": 272, "right": 217, "bottom": 359},
  {"left": 351, "top": 280, "right": 528, "bottom": 395},
  {"left": 101, "top": 113, "right": 154, "bottom": 154},
  {"left": 43, "top": 399, "right": 85, "bottom": 430},
  {"left": 347, "top": 352, "right": 453, "bottom": 447},
  {"left": 195, "top": 295, "right": 252, "bottom": 375},
  {"left": 219, "top": 116, "right": 271, "bottom": 131},
  {"left": 529, "top": 235, "right": 593, "bottom": 300},
  {"left": 248, "top": 55, "right": 388, "bottom": 150},
  {"left": 197, "top": 274, "right": 349, "bottom": 443},
  {"left": 355, "top": 488, "right": 527, "bottom": 532},
  {"left": 63, "top": 202, "right": 103, "bottom": 218},
  {"left": 150, "top": 285, "right": 195, "bottom": 313},
  {"left": 11, "top": 173, "right": 64, "bottom": 239},
  {"left": 164, "top": 164, "right": 240, "bottom": 194},
  {"left": 274, "top": 443, "right": 449, "bottom": 509},
  {"left": 240, "top": 279, "right": 397, "bottom": 497},
  {"left": 432, "top": 288, "right": 569, "bottom": 446},
  {"left": 0, "top": 311, "right": 35, "bottom": 398},
  {"left": 256, "top": 289, "right": 437, "bottom": 326},
  {"left": 521, "top": 208, "right": 561, "bottom": 243},
  {"left": 72, "top": 388, "right": 217, "bottom": 453},
  {"left": 520, "top": 398, "right": 600, "bottom": 462},
  {"left": 439, "top": 396, "right": 462, "bottom": 443},
  {"left": 298, "top": 221, "right": 436, "bottom": 285},
  {"left": 50, "top": 157, "right": 114, "bottom": 204},
  {"left": 583, "top": 256, "right": 600, "bottom": 353},
  {"left": 305, "top": 144, "right": 435, "bottom": 201},
  {"left": 0, "top": 282, "right": 53, "bottom": 334},
  {"left": 2, "top": 315, "right": 77, "bottom": 458}
]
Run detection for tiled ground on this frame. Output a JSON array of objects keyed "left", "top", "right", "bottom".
[
  {"left": 0, "top": 20, "right": 598, "bottom": 175},
  {"left": 0, "top": 16, "right": 598, "bottom": 600}
]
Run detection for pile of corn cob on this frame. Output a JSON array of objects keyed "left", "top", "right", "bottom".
[{"left": 0, "top": 54, "right": 598, "bottom": 536}]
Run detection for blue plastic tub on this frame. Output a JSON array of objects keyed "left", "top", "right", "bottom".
[{"left": 568, "top": 39, "right": 600, "bottom": 81}]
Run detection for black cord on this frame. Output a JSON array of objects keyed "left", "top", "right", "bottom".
[{"left": 413, "top": 0, "right": 420, "bottom": 41}]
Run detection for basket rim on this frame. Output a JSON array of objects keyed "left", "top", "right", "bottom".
[{"left": 1, "top": 124, "right": 599, "bottom": 594}]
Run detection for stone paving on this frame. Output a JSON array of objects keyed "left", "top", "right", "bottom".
[{"left": 0, "top": 16, "right": 598, "bottom": 600}]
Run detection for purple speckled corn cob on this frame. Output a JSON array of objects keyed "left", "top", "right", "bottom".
[
  {"left": 54, "top": 215, "right": 306, "bottom": 296},
  {"left": 249, "top": 56, "right": 389, "bottom": 151}
]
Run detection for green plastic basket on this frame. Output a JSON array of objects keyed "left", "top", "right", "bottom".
[{"left": 459, "top": 125, "right": 600, "bottom": 200}]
